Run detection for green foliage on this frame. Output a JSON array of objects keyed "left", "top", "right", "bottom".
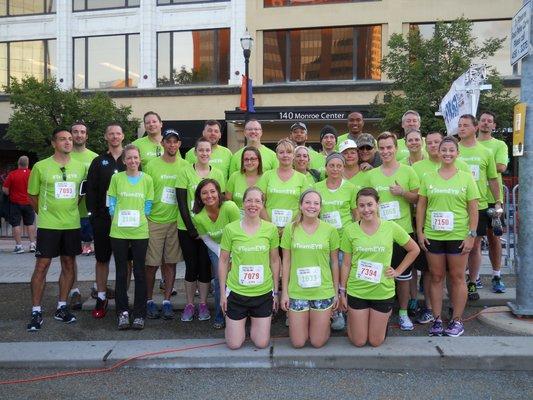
[
  {"left": 157, "top": 64, "right": 212, "bottom": 87},
  {"left": 4, "top": 77, "right": 140, "bottom": 160},
  {"left": 375, "top": 18, "right": 518, "bottom": 134}
]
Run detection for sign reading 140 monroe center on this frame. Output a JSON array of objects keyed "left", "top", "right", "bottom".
[
  {"left": 511, "top": 1, "right": 531, "bottom": 66},
  {"left": 278, "top": 111, "right": 347, "bottom": 120}
]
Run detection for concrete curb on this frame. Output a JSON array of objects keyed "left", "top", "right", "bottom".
[
  {"left": 478, "top": 306, "right": 533, "bottom": 335},
  {"left": 1, "top": 337, "right": 533, "bottom": 371}
]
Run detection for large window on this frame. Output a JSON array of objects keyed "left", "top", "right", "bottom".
[
  {"left": 72, "top": 0, "right": 139, "bottom": 11},
  {"left": 264, "top": 25, "right": 381, "bottom": 83},
  {"left": 264, "top": 0, "right": 377, "bottom": 6},
  {"left": 157, "top": 28, "right": 230, "bottom": 86},
  {"left": 74, "top": 34, "right": 139, "bottom": 89},
  {"left": 0, "top": 39, "right": 56, "bottom": 90},
  {"left": 0, "top": 0, "right": 55, "bottom": 16}
]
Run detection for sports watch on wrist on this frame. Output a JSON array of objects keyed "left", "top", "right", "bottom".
[{"left": 467, "top": 230, "right": 477, "bottom": 238}]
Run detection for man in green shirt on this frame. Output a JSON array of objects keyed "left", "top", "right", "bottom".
[
  {"left": 337, "top": 111, "right": 365, "bottom": 146},
  {"left": 26, "top": 128, "right": 87, "bottom": 331},
  {"left": 477, "top": 111, "right": 509, "bottom": 293},
  {"left": 185, "top": 120, "right": 232, "bottom": 179},
  {"left": 289, "top": 122, "right": 322, "bottom": 171},
  {"left": 397, "top": 110, "right": 422, "bottom": 161}
]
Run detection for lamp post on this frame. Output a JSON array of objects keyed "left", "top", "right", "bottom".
[{"left": 240, "top": 30, "right": 254, "bottom": 122}]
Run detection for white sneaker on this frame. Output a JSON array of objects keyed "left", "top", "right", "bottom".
[
  {"left": 399, "top": 314, "right": 414, "bottom": 331},
  {"left": 331, "top": 311, "right": 345, "bottom": 331},
  {"left": 13, "top": 245, "right": 24, "bottom": 254},
  {"left": 29, "top": 242, "right": 36, "bottom": 253}
]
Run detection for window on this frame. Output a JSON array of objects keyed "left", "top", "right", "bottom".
[
  {"left": 73, "top": 34, "right": 139, "bottom": 89},
  {"left": 157, "top": 28, "right": 230, "bottom": 86},
  {"left": 0, "top": 39, "right": 56, "bottom": 90},
  {"left": 264, "top": 25, "right": 381, "bottom": 83},
  {"left": 0, "top": 0, "right": 54, "bottom": 16},
  {"left": 157, "top": 0, "right": 222, "bottom": 4},
  {"left": 264, "top": 0, "right": 377, "bottom": 6},
  {"left": 72, "top": 0, "right": 139, "bottom": 11}
]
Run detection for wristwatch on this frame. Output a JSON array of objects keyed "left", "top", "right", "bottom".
[{"left": 468, "top": 230, "right": 477, "bottom": 238}]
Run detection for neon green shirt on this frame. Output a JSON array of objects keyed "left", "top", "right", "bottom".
[
  {"left": 28, "top": 156, "right": 87, "bottom": 230},
  {"left": 132, "top": 136, "right": 165, "bottom": 169},
  {"left": 419, "top": 170, "right": 480, "bottom": 240},
  {"left": 340, "top": 220, "right": 410, "bottom": 300},
  {"left": 411, "top": 158, "right": 470, "bottom": 180},
  {"left": 221, "top": 219, "right": 279, "bottom": 297},
  {"left": 479, "top": 137, "right": 508, "bottom": 203},
  {"left": 313, "top": 179, "right": 356, "bottom": 234},
  {"left": 226, "top": 171, "right": 260, "bottom": 211},
  {"left": 281, "top": 221, "right": 339, "bottom": 300},
  {"left": 185, "top": 144, "right": 233, "bottom": 180},
  {"left": 193, "top": 200, "right": 241, "bottom": 243},
  {"left": 108, "top": 172, "right": 154, "bottom": 239},
  {"left": 229, "top": 145, "right": 279, "bottom": 176},
  {"left": 70, "top": 148, "right": 98, "bottom": 218},
  {"left": 308, "top": 147, "right": 324, "bottom": 171},
  {"left": 345, "top": 170, "right": 368, "bottom": 194}
]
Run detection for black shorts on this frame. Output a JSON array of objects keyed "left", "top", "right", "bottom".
[
  {"left": 410, "top": 231, "right": 428, "bottom": 272},
  {"left": 487, "top": 203, "right": 506, "bottom": 229},
  {"left": 226, "top": 291, "right": 273, "bottom": 321},
  {"left": 426, "top": 239, "right": 463, "bottom": 255},
  {"left": 8, "top": 203, "right": 35, "bottom": 227},
  {"left": 391, "top": 234, "right": 414, "bottom": 280},
  {"left": 347, "top": 294, "right": 395, "bottom": 313},
  {"left": 476, "top": 209, "right": 489, "bottom": 236},
  {"left": 35, "top": 228, "right": 81, "bottom": 258}
]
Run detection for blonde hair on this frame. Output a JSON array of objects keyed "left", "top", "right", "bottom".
[
  {"left": 292, "top": 189, "right": 322, "bottom": 230},
  {"left": 276, "top": 138, "right": 294, "bottom": 153}
]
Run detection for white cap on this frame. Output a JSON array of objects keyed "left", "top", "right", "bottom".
[{"left": 338, "top": 139, "right": 357, "bottom": 153}]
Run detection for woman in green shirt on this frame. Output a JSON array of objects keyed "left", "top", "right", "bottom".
[
  {"left": 193, "top": 179, "right": 240, "bottom": 329},
  {"left": 226, "top": 146, "right": 263, "bottom": 212},
  {"left": 416, "top": 136, "right": 480, "bottom": 338},
  {"left": 339, "top": 187, "right": 419, "bottom": 347},
  {"left": 293, "top": 146, "right": 321, "bottom": 184},
  {"left": 219, "top": 187, "right": 281, "bottom": 350},
  {"left": 108, "top": 144, "right": 154, "bottom": 330},
  {"left": 280, "top": 189, "right": 339, "bottom": 348},
  {"left": 400, "top": 129, "right": 425, "bottom": 166},
  {"left": 339, "top": 139, "right": 366, "bottom": 190}
]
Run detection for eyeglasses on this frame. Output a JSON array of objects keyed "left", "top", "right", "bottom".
[
  {"left": 358, "top": 146, "right": 373, "bottom": 151},
  {"left": 243, "top": 157, "right": 258, "bottom": 162},
  {"left": 60, "top": 167, "right": 67, "bottom": 181}
]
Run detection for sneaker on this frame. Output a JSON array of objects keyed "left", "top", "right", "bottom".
[
  {"left": 416, "top": 308, "right": 435, "bottom": 324},
  {"left": 475, "top": 277, "right": 483, "bottom": 289},
  {"left": 213, "top": 320, "right": 225, "bottom": 330},
  {"left": 444, "top": 320, "right": 465, "bottom": 337},
  {"left": 407, "top": 299, "right": 418, "bottom": 318},
  {"left": 69, "top": 291, "right": 82, "bottom": 310},
  {"left": 399, "top": 315, "right": 414, "bottom": 331},
  {"left": 131, "top": 317, "right": 145, "bottom": 330},
  {"left": 54, "top": 306, "right": 76, "bottom": 323},
  {"left": 92, "top": 298, "right": 108, "bottom": 319},
  {"left": 161, "top": 302, "right": 175, "bottom": 320},
  {"left": 146, "top": 301, "right": 161, "bottom": 319},
  {"left": 82, "top": 243, "right": 93, "bottom": 256},
  {"left": 331, "top": 311, "right": 345, "bottom": 331},
  {"left": 27, "top": 311, "right": 43, "bottom": 332},
  {"left": 159, "top": 279, "right": 165, "bottom": 291},
  {"left": 491, "top": 276, "right": 506, "bottom": 293},
  {"left": 13, "top": 245, "right": 24, "bottom": 254},
  {"left": 181, "top": 303, "right": 195, "bottom": 322},
  {"left": 171, "top": 287, "right": 177, "bottom": 296},
  {"left": 198, "top": 303, "right": 211, "bottom": 321},
  {"left": 467, "top": 282, "right": 480, "bottom": 301},
  {"left": 117, "top": 311, "right": 130, "bottom": 330},
  {"left": 428, "top": 319, "right": 444, "bottom": 336},
  {"left": 194, "top": 289, "right": 200, "bottom": 297},
  {"left": 29, "top": 242, "right": 36, "bottom": 253}
]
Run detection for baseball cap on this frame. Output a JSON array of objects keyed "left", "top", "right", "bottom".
[
  {"left": 290, "top": 122, "right": 307, "bottom": 131},
  {"left": 355, "top": 133, "right": 375, "bottom": 149},
  {"left": 162, "top": 128, "right": 181, "bottom": 140},
  {"left": 338, "top": 139, "right": 357, "bottom": 153}
]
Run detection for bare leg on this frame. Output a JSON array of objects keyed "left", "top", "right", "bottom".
[
  {"left": 487, "top": 229, "right": 502, "bottom": 272},
  {"left": 13, "top": 225, "right": 22, "bottom": 245},
  {"left": 95, "top": 261, "right": 109, "bottom": 293},
  {"left": 162, "top": 263, "right": 177, "bottom": 301},
  {"left": 184, "top": 280, "right": 197, "bottom": 305},
  {"left": 309, "top": 308, "right": 333, "bottom": 348},
  {"left": 367, "top": 309, "right": 392, "bottom": 347},
  {"left": 59, "top": 256, "right": 76, "bottom": 302},
  {"left": 288, "top": 310, "right": 309, "bottom": 348},
  {"left": 347, "top": 308, "right": 369, "bottom": 347},
  {"left": 447, "top": 254, "right": 469, "bottom": 320},
  {"left": 427, "top": 253, "right": 446, "bottom": 318},
  {"left": 145, "top": 265, "right": 159, "bottom": 300},
  {"left": 31, "top": 258, "right": 52, "bottom": 306},
  {"left": 27, "top": 224, "right": 36, "bottom": 243},
  {"left": 467, "top": 237, "right": 483, "bottom": 282},
  {"left": 250, "top": 316, "right": 272, "bottom": 349},
  {"left": 225, "top": 317, "right": 247, "bottom": 350}
]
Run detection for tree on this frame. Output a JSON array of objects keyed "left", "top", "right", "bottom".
[
  {"left": 4, "top": 77, "right": 140, "bottom": 160},
  {"left": 157, "top": 64, "right": 212, "bottom": 87},
  {"left": 374, "top": 18, "right": 518, "bottom": 134}
]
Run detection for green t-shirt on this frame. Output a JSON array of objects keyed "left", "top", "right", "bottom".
[
  {"left": 132, "top": 136, "right": 164, "bottom": 169},
  {"left": 226, "top": 171, "right": 260, "bottom": 211},
  {"left": 221, "top": 219, "right": 279, "bottom": 297},
  {"left": 308, "top": 147, "right": 324, "bottom": 171},
  {"left": 340, "top": 220, "right": 410, "bottom": 300},
  {"left": 281, "top": 221, "right": 339, "bottom": 300},
  {"left": 396, "top": 138, "right": 428, "bottom": 161},
  {"left": 193, "top": 200, "right": 241, "bottom": 243},
  {"left": 174, "top": 164, "right": 226, "bottom": 230},
  {"left": 479, "top": 138, "right": 508, "bottom": 203},
  {"left": 458, "top": 141, "right": 498, "bottom": 210},
  {"left": 313, "top": 179, "right": 356, "bottom": 234},
  {"left": 411, "top": 158, "right": 470, "bottom": 181},
  {"left": 28, "top": 156, "right": 87, "bottom": 230},
  {"left": 144, "top": 157, "right": 186, "bottom": 224},
  {"left": 419, "top": 170, "right": 480, "bottom": 240},
  {"left": 345, "top": 170, "right": 368, "bottom": 194},
  {"left": 229, "top": 145, "right": 279, "bottom": 176},
  {"left": 257, "top": 169, "right": 310, "bottom": 227},
  {"left": 107, "top": 172, "right": 154, "bottom": 239},
  {"left": 185, "top": 144, "right": 233, "bottom": 180},
  {"left": 363, "top": 164, "right": 420, "bottom": 233},
  {"left": 70, "top": 148, "right": 98, "bottom": 218}
]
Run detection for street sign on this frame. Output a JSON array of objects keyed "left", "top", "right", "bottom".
[
  {"left": 511, "top": 1, "right": 531, "bottom": 66},
  {"left": 513, "top": 103, "right": 526, "bottom": 156}
]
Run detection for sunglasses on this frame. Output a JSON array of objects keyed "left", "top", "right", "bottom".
[
  {"left": 60, "top": 167, "right": 67, "bottom": 181},
  {"left": 358, "top": 146, "right": 373, "bottom": 151}
]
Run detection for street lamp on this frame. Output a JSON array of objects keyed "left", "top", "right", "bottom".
[{"left": 240, "top": 30, "right": 254, "bottom": 121}]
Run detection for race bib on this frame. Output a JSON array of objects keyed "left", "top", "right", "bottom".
[
  {"left": 296, "top": 266, "right": 321, "bottom": 288},
  {"left": 431, "top": 211, "right": 454, "bottom": 231},
  {"left": 356, "top": 260, "right": 383, "bottom": 284},
  {"left": 322, "top": 211, "right": 342, "bottom": 229},
  {"left": 379, "top": 201, "right": 401, "bottom": 220},
  {"left": 271, "top": 209, "right": 292, "bottom": 227},
  {"left": 54, "top": 182, "right": 76, "bottom": 199},
  {"left": 239, "top": 265, "right": 264, "bottom": 286},
  {"left": 470, "top": 165, "right": 480, "bottom": 181},
  {"left": 161, "top": 186, "right": 177, "bottom": 204},
  {"left": 118, "top": 210, "right": 140, "bottom": 227}
]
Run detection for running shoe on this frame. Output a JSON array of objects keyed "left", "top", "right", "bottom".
[
  {"left": 198, "top": 303, "right": 211, "bottom": 321},
  {"left": 491, "top": 276, "right": 506, "bottom": 293},
  {"left": 161, "top": 302, "right": 175, "bottom": 320},
  {"left": 132, "top": 317, "right": 145, "bottom": 330},
  {"left": 475, "top": 277, "right": 483, "bottom": 289},
  {"left": 146, "top": 301, "right": 161, "bottom": 319},
  {"left": 27, "top": 311, "right": 43, "bottom": 332},
  {"left": 467, "top": 282, "right": 480, "bottom": 301},
  {"left": 54, "top": 306, "right": 76, "bottom": 323},
  {"left": 181, "top": 303, "right": 195, "bottom": 322},
  {"left": 69, "top": 291, "right": 82, "bottom": 310},
  {"left": 428, "top": 319, "right": 444, "bottom": 336},
  {"left": 92, "top": 298, "right": 108, "bottom": 319},
  {"left": 213, "top": 320, "right": 225, "bottom": 330},
  {"left": 399, "top": 315, "right": 414, "bottom": 331},
  {"left": 13, "top": 244, "right": 24, "bottom": 254},
  {"left": 29, "top": 242, "right": 36, "bottom": 253},
  {"left": 416, "top": 308, "right": 435, "bottom": 324},
  {"left": 408, "top": 299, "right": 418, "bottom": 318},
  {"left": 444, "top": 320, "right": 465, "bottom": 337},
  {"left": 117, "top": 311, "right": 130, "bottom": 330},
  {"left": 331, "top": 311, "right": 345, "bottom": 331}
]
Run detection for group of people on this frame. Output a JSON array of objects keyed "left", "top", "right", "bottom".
[{"left": 19, "top": 108, "right": 508, "bottom": 349}]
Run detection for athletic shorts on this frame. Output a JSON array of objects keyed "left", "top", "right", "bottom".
[
  {"left": 8, "top": 203, "right": 35, "bottom": 227},
  {"left": 487, "top": 203, "right": 506, "bottom": 229},
  {"left": 410, "top": 231, "right": 428, "bottom": 272},
  {"left": 289, "top": 297, "right": 335, "bottom": 312},
  {"left": 426, "top": 239, "right": 463, "bottom": 255},
  {"left": 35, "top": 228, "right": 81, "bottom": 258},
  {"left": 347, "top": 294, "right": 395, "bottom": 313},
  {"left": 391, "top": 233, "right": 414, "bottom": 281},
  {"left": 226, "top": 291, "right": 273, "bottom": 320},
  {"left": 476, "top": 209, "right": 489, "bottom": 237},
  {"left": 145, "top": 220, "right": 182, "bottom": 266}
]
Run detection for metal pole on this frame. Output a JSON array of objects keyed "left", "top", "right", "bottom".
[
  {"left": 509, "top": 0, "right": 533, "bottom": 316},
  {"left": 244, "top": 49, "right": 250, "bottom": 123}
]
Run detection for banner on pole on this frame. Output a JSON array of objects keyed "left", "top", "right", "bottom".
[{"left": 513, "top": 103, "right": 527, "bottom": 156}]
